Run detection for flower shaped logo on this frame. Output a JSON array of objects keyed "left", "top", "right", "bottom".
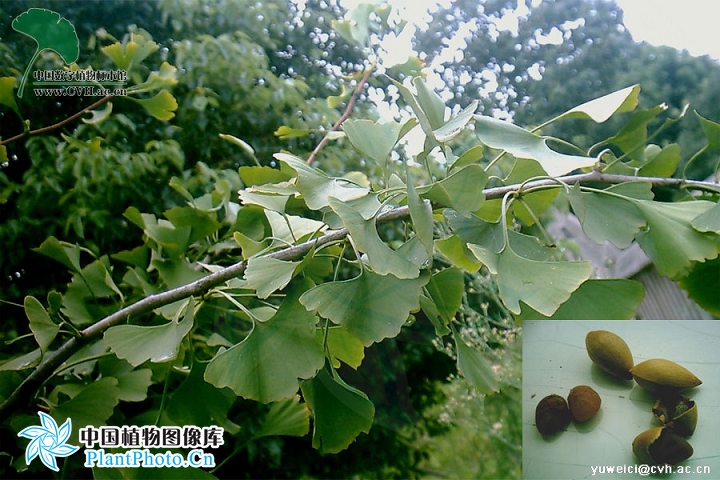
[{"left": 18, "top": 411, "right": 80, "bottom": 471}]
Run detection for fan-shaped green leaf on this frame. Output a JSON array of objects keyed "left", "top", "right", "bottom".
[
  {"left": 343, "top": 119, "right": 402, "bottom": 164},
  {"left": 255, "top": 395, "right": 310, "bottom": 438},
  {"left": 406, "top": 167, "right": 434, "bottom": 257},
  {"left": 300, "top": 367, "right": 375, "bottom": 454},
  {"left": 51, "top": 377, "right": 120, "bottom": 444},
  {"left": 633, "top": 199, "right": 719, "bottom": 277},
  {"left": 691, "top": 201, "right": 720, "bottom": 234},
  {"left": 638, "top": 143, "right": 681, "bottom": 177},
  {"left": 418, "top": 164, "right": 488, "bottom": 216},
  {"left": 435, "top": 236, "right": 482, "bottom": 272},
  {"left": 104, "top": 299, "right": 193, "bottom": 367},
  {"left": 318, "top": 327, "right": 365, "bottom": 369},
  {"left": 300, "top": 270, "right": 429, "bottom": 346},
  {"left": 425, "top": 268, "right": 464, "bottom": 323},
  {"left": 100, "top": 34, "right": 158, "bottom": 71},
  {"left": 204, "top": 281, "right": 324, "bottom": 403},
  {"left": 0, "top": 77, "right": 20, "bottom": 117},
  {"left": 166, "top": 361, "right": 235, "bottom": 428},
  {"left": 678, "top": 257, "right": 720, "bottom": 316},
  {"left": 24, "top": 296, "right": 59, "bottom": 353},
  {"left": 550, "top": 84, "right": 640, "bottom": 124},
  {"left": 696, "top": 111, "right": 720, "bottom": 149},
  {"left": 244, "top": 257, "right": 301, "bottom": 299},
  {"left": 130, "top": 90, "right": 178, "bottom": 121},
  {"left": 434, "top": 101, "right": 478, "bottom": 143},
  {"left": 329, "top": 197, "right": 420, "bottom": 279},
  {"left": 452, "top": 329, "right": 498, "bottom": 393},
  {"left": 517, "top": 279, "right": 644, "bottom": 320},
  {"left": 474, "top": 116, "right": 595, "bottom": 176},
  {"left": 469, "top": 243, "right": 590, "bottom": 316},
  {"left": 275, "top": 153, "right": 369, "bottom": 210},
  {"left": 604, "top": 104, "right": 667, "bottom": 159},
  {"left": 568, "top": 184, "right": 646, "bottom": 249},
  {"left": 82, "top": 102, "right": 113, "bottom": 125},
  {"left": 414, "top": 77, "right": 446, "bottom": 129}
]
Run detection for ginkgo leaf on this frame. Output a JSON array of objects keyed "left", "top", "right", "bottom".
[
  {"left": 406, "top": 167, "right": 434, "bottom": 257},
  {"left": 238, "top": 165, "right": 293, "bottom": 186},
  {"left": 104, "top": 298, "right": 194, "bottom": 367},
  {"left": 265, "top": 210, "right": 326, "bottom": 247},
  {"left": 51, "top": 377, "right": 120, "bottom": 443},
  {"left": 633, "top": 199, "right": 719, "bottom": 277},
  {"left": 414, "top": 77, "right": 446, "bottom": 129},
  {"left": 300, "top": 367, "right": 375, "bottom": 454},
  {"left": 469, "top": 243, "right": 590, "bottom": 316},
  {"left": 548, "top": 84, "right": 640, "bottom": 124},
  {"left": 329, "top": 197, "right": 420, "bottom": 279},
  {"left": 418, "top": 164, "right": 488, "bottom": 216},
  {"left": 604, "top": 104, "right": 668, "bottom": 159},
  {"left": 434, "top": 101, "right": 478, "bottom": 143},
  {"left": 204, "top": 280, "right": 324, "bottom": 403},
  {"left": 33, "top": 236, "right": 83, "bottom": 272},
  {"left": 12, "top": 8, "right": 79, "bottom": 98},
  {"left": 274, "top": 125, "right": 313, "bottom": 140},
  {"left": 343, "top": 119, "right": 403, "bottom": 164},
  {"left": 255, "top": 395, "right": 310, "bottom": 438},
  {"left": 434, "top": 236, "right": 482, "bottom": 272},
  {"left": 300, "top": 270, "right": 429, "bottom": 346},
  {"left": 696, "top": 111, "right": 720, "bottom": 149},
  {"left": 425, "top": 268, "right": 464, "bottom": 324},
  {"left": 129, "top": 62, "right": 178, "bottom": 93},
  {"left": 517, "top": 279, "right": 644, "bottom": 320},
  {"left": 100, "top": 34, "right": 158, "bottom": 71},
  {"left": 568, "top": 184, "right": 646, "bottom": 249},
  {"left": 691, "top": 201, "right": 720, "bottom": 234},
  {"left": 445, "top": 210, "right": 556, "bottom": 265},
  {"left": 453, "top": 329, "right": 498, "bottom": 393},
  {"left": 678, "top": 257, "right": 720, "bottom": 316},
  {"left": 0, "top": 76, "right": 21, "bottom": 117},
  {"left": 474, "top": 116, "right": 596, "bottom": 176},
  {"left": 503, "top": 158, "right": 558, "bottom": 226},
  {"left": 319, "top": 326, "right": 365, "bottom": 369},
  {"left": 24, "top": 296, "right": 59, "bottom": 353},
  {"left": 82, "top": 102, "right": 113, "bottom": 124},
  {"left": 244, "top": 257, "right": 301, "bottom": 299},
  {"left": 166, "top": 361, "right": 235, "bottom": 428},
  {"left": 130, "top": 90, "right": 178, "bottom": 121},
  {"left": 638, "top": 143, "right": 681, "bottom": 177},
  {"left": 275, "top": 153, "right": 369, "bottom": 210}
]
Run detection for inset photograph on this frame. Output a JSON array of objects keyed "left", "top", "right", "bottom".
[{"left": 522, "top": 320, "right": 720, "bottom": 479}]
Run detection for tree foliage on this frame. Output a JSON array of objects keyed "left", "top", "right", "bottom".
[{"left": 0, "top": 1, "right": 719, "bottom": 478}]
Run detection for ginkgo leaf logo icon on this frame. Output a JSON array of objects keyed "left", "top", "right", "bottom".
[
  {"left": 18, "top": 411, "right": 80, "bottom": 471},
  {"left": 11, "top": 8, "right": 80, "bottom": 98}
]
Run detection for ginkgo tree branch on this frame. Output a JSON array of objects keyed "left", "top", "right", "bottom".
[
  {"left": 1, "top": 94, "right": 114, "bottom": 145},
  {"left": 0, "top": 170, "right": 717, "bottom": 417},
  {"left": 305, "top": 65, "right": 375, "bottom": 165}
]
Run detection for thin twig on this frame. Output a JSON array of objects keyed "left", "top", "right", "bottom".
[
  {"left": 0, "top": 171, "right": 717, "bottom": 417},
  {"left": 1, "top": 95, "right": 114, "bottom": 145},
  {"left": 306, "top": 66, "right": 375, "bottom": 165}
]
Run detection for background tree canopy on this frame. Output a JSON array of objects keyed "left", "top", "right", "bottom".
[{"left": 0, "top": 0, "right": 718, "bottom": 478}]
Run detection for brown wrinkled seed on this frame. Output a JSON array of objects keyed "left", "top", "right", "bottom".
[
  {"left": 630, "top": 359, "right": 702, "bottom": 394},
  {"left": 567, "top": 385, "right": 601, "bottom": 422},
  {"left": 585, "top": 330, "right": 634, "bottom": 380},
  {"left": 535, "top": 394, "right": 571, "bottom": 436}
]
